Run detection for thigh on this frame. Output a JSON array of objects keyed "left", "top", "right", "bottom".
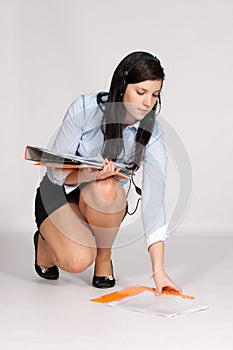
[{"left": 40, "top": 201, "right": 97, "bottom": 265}]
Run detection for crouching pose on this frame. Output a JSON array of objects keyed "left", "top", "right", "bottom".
[{"left": 33, "top": 50, "right": 182, "bottom": 294}]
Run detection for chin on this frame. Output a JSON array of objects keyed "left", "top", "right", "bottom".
[{"left": 135, "top": 113, "right": 147, "bottom": 120}]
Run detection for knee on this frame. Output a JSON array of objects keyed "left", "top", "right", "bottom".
[
  {"left": 95, "top": 177, "right": 119, "bottom": 202},
  {"left": 81, "top": 178, "right": 126, "bottom": 213},
  {"left": 57, "top": 249, "right": 96, "bottom": 274}
]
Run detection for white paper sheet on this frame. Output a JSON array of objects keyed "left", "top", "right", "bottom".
[{"left": 106, "top": 290, "right": 208, "bottom": 318}]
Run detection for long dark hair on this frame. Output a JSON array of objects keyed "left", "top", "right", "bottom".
[{"left": 97, "top": 51, "right": 165, "bottom": 171}]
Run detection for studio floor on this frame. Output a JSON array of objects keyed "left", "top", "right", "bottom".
[{"left": 0, "top": 232, "right": 232, "bottom": 350}]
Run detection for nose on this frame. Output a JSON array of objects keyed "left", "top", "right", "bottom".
[{"left": 142, "top": 94, "right": 152, "bottom": 108}]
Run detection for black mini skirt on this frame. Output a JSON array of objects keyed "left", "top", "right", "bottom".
[{"left": 34, "top": 174, "right": 81, "bottom": 229}]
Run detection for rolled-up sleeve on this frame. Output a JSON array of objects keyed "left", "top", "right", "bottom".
[{"left": 141, "top": 122, "right": 169, "bottom": 249}]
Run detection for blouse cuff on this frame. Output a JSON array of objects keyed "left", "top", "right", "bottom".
[
  {"left": 46, "top": 167, "right": 72, "bottom": 186},
  {"left": 145, "top": 224, "right": 169, "bottom": 250}
]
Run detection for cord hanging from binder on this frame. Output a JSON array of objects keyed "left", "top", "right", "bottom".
[{"left": 126, "top": 175, "right": 142, "bottom": 215}]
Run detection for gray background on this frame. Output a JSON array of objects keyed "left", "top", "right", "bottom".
[
  {"left": 1, "top": 2, "right": 233, "bottom": 349},
  {"left": 1, "top": 0, "right": 232, "bottom": 236}
]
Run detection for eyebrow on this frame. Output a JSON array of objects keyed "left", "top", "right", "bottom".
[{"left": 136, "top": 87, "right": 161, "bottom": 93}]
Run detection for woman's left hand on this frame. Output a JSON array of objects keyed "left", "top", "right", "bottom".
[
  {"left": 152, "top": 268, "right": 182, "bottom": 296},
  {"left": 95, "top": 160, "right": 121, "bottom": 180}
]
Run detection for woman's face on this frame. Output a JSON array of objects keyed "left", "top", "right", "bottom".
[{"left": 122, "top": 79, "right": 162, "bottom": 124}]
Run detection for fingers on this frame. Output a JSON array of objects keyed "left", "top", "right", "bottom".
[
  {"left": 155, "top": 285, "right": 182, "bottom": 297},
  {"left": 103, "top": 159, "right": 115, "bottom": 173},
  {"left": 163, "top": 284, "right": 182, "bottom": 294},
  {"left": 153, "top": 270, "right": 182, "bottom": 297},
  {"left": 155, "top": 285, "right": 163, "bottom": 296},
  {"left": 155, "top": 284, "right": 182, "bottom": 296},
  {"left": 96, "top": 160, "right": 121, "bottom": 180}
]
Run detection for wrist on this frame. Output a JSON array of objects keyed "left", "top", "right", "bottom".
[
  {"left": 150, "top": 266, "right": 164, "bottom": 278},
  {"left": 78, "top": 169, "right": 96, "bottom": 184}
]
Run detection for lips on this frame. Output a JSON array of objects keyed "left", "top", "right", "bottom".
[{"left": 137, "top": 108, "right": 149, "bottom": 114}]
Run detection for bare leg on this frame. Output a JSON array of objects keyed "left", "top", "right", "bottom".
[
  {"left": 79, "top": 177, "right": 126, "bottom": 276},
  {"left": 37, "top": 202, "right": 97, "bottom": 273},
  {"left": 36, "top": 177, "right": 126, "bottom": 277}
]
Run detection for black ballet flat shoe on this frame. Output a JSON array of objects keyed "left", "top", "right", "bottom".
[
  {"left": 33, "top": 231, "right": 59, "bottom": 280},
  {"left": 92, "top": 275, "right": 115, "bottom": 289},
  {"left": 92, "top": 261, "right": 115, "bottom": 289}
]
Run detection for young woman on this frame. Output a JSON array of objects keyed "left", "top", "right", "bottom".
[{"left": 34, "top": 51, "right": 182, "bottom": 295}]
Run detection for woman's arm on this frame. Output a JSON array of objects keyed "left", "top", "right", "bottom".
[
  {"left": 64, "top": 161, "right": 121, "bottom": 185},
  {"left": 142, "top": 121, "right": 181, "bottom": 295},
  {"left": 64, "top": 169, "right": 94, "bottom": 185}
]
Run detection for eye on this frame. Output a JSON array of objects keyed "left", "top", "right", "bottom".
[
  {"left": 136, "top": 90, "right": 144, "bottom": 95},
  {"left": 153, "top": 93, "right": 160, "bottom": 98}
]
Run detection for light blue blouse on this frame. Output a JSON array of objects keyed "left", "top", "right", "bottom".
[{"left": 48, "top": 92, "right": 169, "bottom": 248}]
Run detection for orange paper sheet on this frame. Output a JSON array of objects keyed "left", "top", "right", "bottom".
[
  {"left": 90, "top": 285, "right": 194, "bottom": 303},
  {"left": 34, "top": 162, "right": 128, "bottom": 179}
]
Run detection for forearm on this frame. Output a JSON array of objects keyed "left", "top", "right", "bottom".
[
  {"left": 148, "top": 241, "right": 165, "bottom": 271},
  {"left": 148, "top": 241, "right": 182, "bottom": 295},
  {"left": 64, "top": 169, "right": 96, "bottom": 185},
  {"left": 64, "top": 161, "right": 121, "bottom": 185},
  {"left": 64, "top": 170, "right": 80, "bottom": 185}
]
